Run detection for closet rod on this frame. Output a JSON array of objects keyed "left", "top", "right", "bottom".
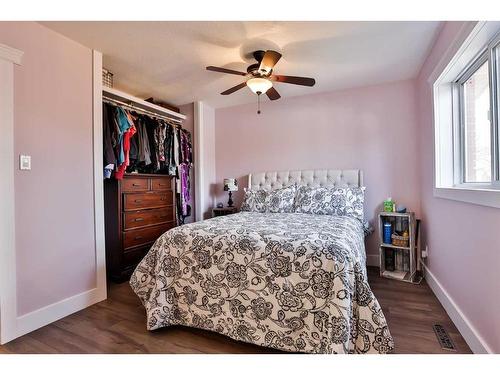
[{"left": 103, "top": 96, "right": 182, "bottom": 125}]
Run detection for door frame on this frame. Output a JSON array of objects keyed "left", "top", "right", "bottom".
[
  {"left": 92, "top": 50, "right": 107, "bottom": 299},
  {"left": 0, "top": 43, "right": 24, "bottom": 344}
]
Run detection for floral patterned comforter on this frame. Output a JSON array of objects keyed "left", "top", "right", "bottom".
[{"left": 130, "top": 212, "right": 394, "bottom": 354}]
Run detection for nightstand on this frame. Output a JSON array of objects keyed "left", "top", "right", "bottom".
[
  {"left": 212, "top": 207, "right": 237, "bottom": 217},
  {"left": 378, "top": 211, "right": 422, "bottom": 284}
]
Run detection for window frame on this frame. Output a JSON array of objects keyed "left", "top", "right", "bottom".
[
  {"left": 451, "top": 32, "right": 500, "bottom": 190},
  {"left": 490, "top": 36, "right": 500, "bottom": 184},
  {"left": 431, "top": 21, "right": 500, "bottom": 209},
  {"left": 453, "top": 50, "right": 491, "bottom": 186}
]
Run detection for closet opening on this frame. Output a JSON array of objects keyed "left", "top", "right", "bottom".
[{"left": 94, "top": 54, "right": 193, "bottom": 284}]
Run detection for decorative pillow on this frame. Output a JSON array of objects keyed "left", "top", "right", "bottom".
[
  {"left": 265, "top": 185, "right": 296, "bottom": 213},
  {"left": 343, "top": 186, "right": 366, "bottom": 221},
  {"left": 240, "top": 189, "right": 267, "bottom": 213},
  {"left": 294, "top": 186, "right": 366, "bottom": 220},
  {"left": 294, "top": 186, "right": 346, "bottom": 216}
]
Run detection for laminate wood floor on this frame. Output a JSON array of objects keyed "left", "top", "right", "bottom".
[{"left": 0, "top": 267, "right": 471, "bottom": 354}]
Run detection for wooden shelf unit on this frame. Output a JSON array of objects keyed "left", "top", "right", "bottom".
[{"left": 378, "top": 211, "right": 422, "bottom": 284}]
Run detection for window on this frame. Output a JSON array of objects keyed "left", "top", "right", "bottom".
[
  {"left": 456, "top": 55, "right": 492, "bottom": 183},
  {"left": 432, "top": 22, "right": 500, "bottom": 208}
]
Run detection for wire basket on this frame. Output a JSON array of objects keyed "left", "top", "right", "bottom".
[
  {"left": 391, "top": 233, "right": 409, "bottom": 247},
  {"left": 102, "top": 68, "right": 113, "bottom": 88}
]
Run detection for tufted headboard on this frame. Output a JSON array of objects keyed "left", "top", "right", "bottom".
[{"left": 247, "top": 169, "right": 363, "bottom": 190}]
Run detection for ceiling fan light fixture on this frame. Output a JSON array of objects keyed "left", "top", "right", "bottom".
[{"left": 246, "top": 77, "right": 273, "bottom": 95}]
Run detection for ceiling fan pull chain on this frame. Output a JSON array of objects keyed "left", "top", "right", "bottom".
[{"left": 257, "top": 93, "right": 261, "bottom": 114}]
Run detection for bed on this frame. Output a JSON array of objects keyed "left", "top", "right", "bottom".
[{"left": 130, "top": 169, "right": 394, "bottom": 354}]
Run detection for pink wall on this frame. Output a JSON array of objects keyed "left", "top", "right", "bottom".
[
  {"left": 214, "top": 80, "right": 420, "bottom": 257},
  {"left": 417, "top": 22, "right": 500, "bottom": 353},
  {"left": 0, "top": 22, "right": 96, "bottom": 316}
]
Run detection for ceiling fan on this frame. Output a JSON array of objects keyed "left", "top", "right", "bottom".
[{"left": 206, "top": 50, "right": 316, "bottom": 113}]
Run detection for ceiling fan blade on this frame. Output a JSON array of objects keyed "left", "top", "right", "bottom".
[
  {"left": 259, "top": 50, "right": 282, "bottom": 74},
  {"left": 266, "top": 86, "right": 281, "bottom": 101},
  {"left": 272, "top": 75, "right": 316, "bottom": 86},
  {"left": 206, "top": 66, "right": 247, "bottom": 76},
  {"left": 221, "top": 82, "right": 247, "bottom": 95}
]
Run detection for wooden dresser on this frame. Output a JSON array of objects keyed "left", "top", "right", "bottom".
[{"left": 104, "top": 174, "right": 176, "bottom": 281}]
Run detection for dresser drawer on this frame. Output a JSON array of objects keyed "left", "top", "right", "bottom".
[
  {"left": 122, "top": 246, "right": 149, "bottom": 268},
  {"left": 123, "top": 207, "right": 174, "bottom": 230},
  {"left": 151, "top": 177, "right": 172, "bottom": 191},
  {"left": 123, "top": 223, "right": 173, "bottom": 249},
  {"left": 123, "top": 192, "right": 172, "bottom": 210},
  {"left": 122, "top": 177, "right": 149, "bottom": 192}
]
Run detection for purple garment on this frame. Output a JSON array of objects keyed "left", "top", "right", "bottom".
[
  {"left": 179, "top": 163, "right": 191, "bottom": 216},
  {"left": 180, "top": 129, "right": 192, "bottom": 165}
]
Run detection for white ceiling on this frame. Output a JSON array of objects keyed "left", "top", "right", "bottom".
[{"left": 41, "top": 21, "right": 441, "bottom": 108}]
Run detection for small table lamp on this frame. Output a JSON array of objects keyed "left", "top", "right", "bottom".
[{"left": 223, "top": 178, "right": 238, "bottom": 207}]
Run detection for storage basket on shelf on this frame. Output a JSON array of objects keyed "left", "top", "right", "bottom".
[
  {"left": 102, "top": 68, "right": 113, "bottom": 88},
  {"left": 391, "top": 233, "right": 409, "bottom": 247}
]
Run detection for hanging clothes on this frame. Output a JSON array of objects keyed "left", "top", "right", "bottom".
[
  {"left": 178, "top": 163, "right": 191, "bottom": 214},
  {"left": 144, "top": 116, "right": 158, "bottom": 173},
  {"left": 154, "top": 121, "right": 167, "bottom": 171},
  {"left": 115, "top": 109, "right": 136, "bottom": 180},
  {"left": 136, "top": 116, "right": 152, "bottom": 166},
  {"left": 102, "top": 100, "right": 193, "bottom": 223},
  {"left": 180, "top": 129, "right": 193, "bottom": 164},
  {"left": 103, "top": 103, "right": 118, "bottom": 179},
  {"left": 173, "top": 127, "right": 180, "bottom": 167},
  {"left": 163, "top": 124, "right": 174, "bottom": 175}
]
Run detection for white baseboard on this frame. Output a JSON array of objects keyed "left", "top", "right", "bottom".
[
  {"left": 422, "top": 262, "right": 492, "bottom": 354},
  {"left": 366, "top": 254, "right": 380, "bottom": 267},
  {"left": 12, "top": 287, "right": 105, "bottom": 341}
]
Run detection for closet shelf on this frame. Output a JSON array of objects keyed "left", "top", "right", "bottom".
[{"left": 102, "top": 86, "right": 186, "bottom": 122}]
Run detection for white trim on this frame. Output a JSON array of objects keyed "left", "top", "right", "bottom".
[
  {"left": 366, "top": 254, "right": 380, "bottom": 268},
  {"left": 194, "top": 101, "right": 204, "bottom": 222},
  {"left": 0, "top": 55, "right": 18, "bottom": 344},
  {"left": 15, "top": 288, "right": 103, "bottom": 339},
  {"left": 92, "top": 50, "right": 107, "bottom": 301},
  {"left": 0, "top": 43, "right": 23, "bottom": 65},
  {"left": 434, "top": 187, "right": 500, "bottom": 208},
  {"left": 103, "top": 86, "right": 186, "bottom": 121},
  {"left": 421, "top": 261, "right": 493, "bottom": 354}
]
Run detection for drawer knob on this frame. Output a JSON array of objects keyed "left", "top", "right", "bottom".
[
  {"left": 134, "top": 236, "right": 143, "bottom": 240},
  {"left": 132, "top": 183, "right": 141, "bottom": 187},
  {"left": 134, "top": 199, "right": 142, "bottom": 203},
  {"left": 134, "top": 218, "right": 144, "bottom": 222},
  {"left": 158, "top": 183, "right": 167, "bottom": 186}
]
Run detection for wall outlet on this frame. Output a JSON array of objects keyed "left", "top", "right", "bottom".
[
  {"left": 19, "top": 155, "right": 31, "bottom": 170},
  {"left": 421, "top": 245, "right": 429, "bottom": 258}
]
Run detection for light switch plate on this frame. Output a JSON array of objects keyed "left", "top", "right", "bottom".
[{"left": 19, "top": 155, "right": 31, "bottom": 170}]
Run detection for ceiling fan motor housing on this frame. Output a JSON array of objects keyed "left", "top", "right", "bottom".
[
  {"left": 246, "top": 50, "right": 273, "bottom": 77},
  {"left": 247, "top": 63, "right": 270, "bottom": 76}
]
